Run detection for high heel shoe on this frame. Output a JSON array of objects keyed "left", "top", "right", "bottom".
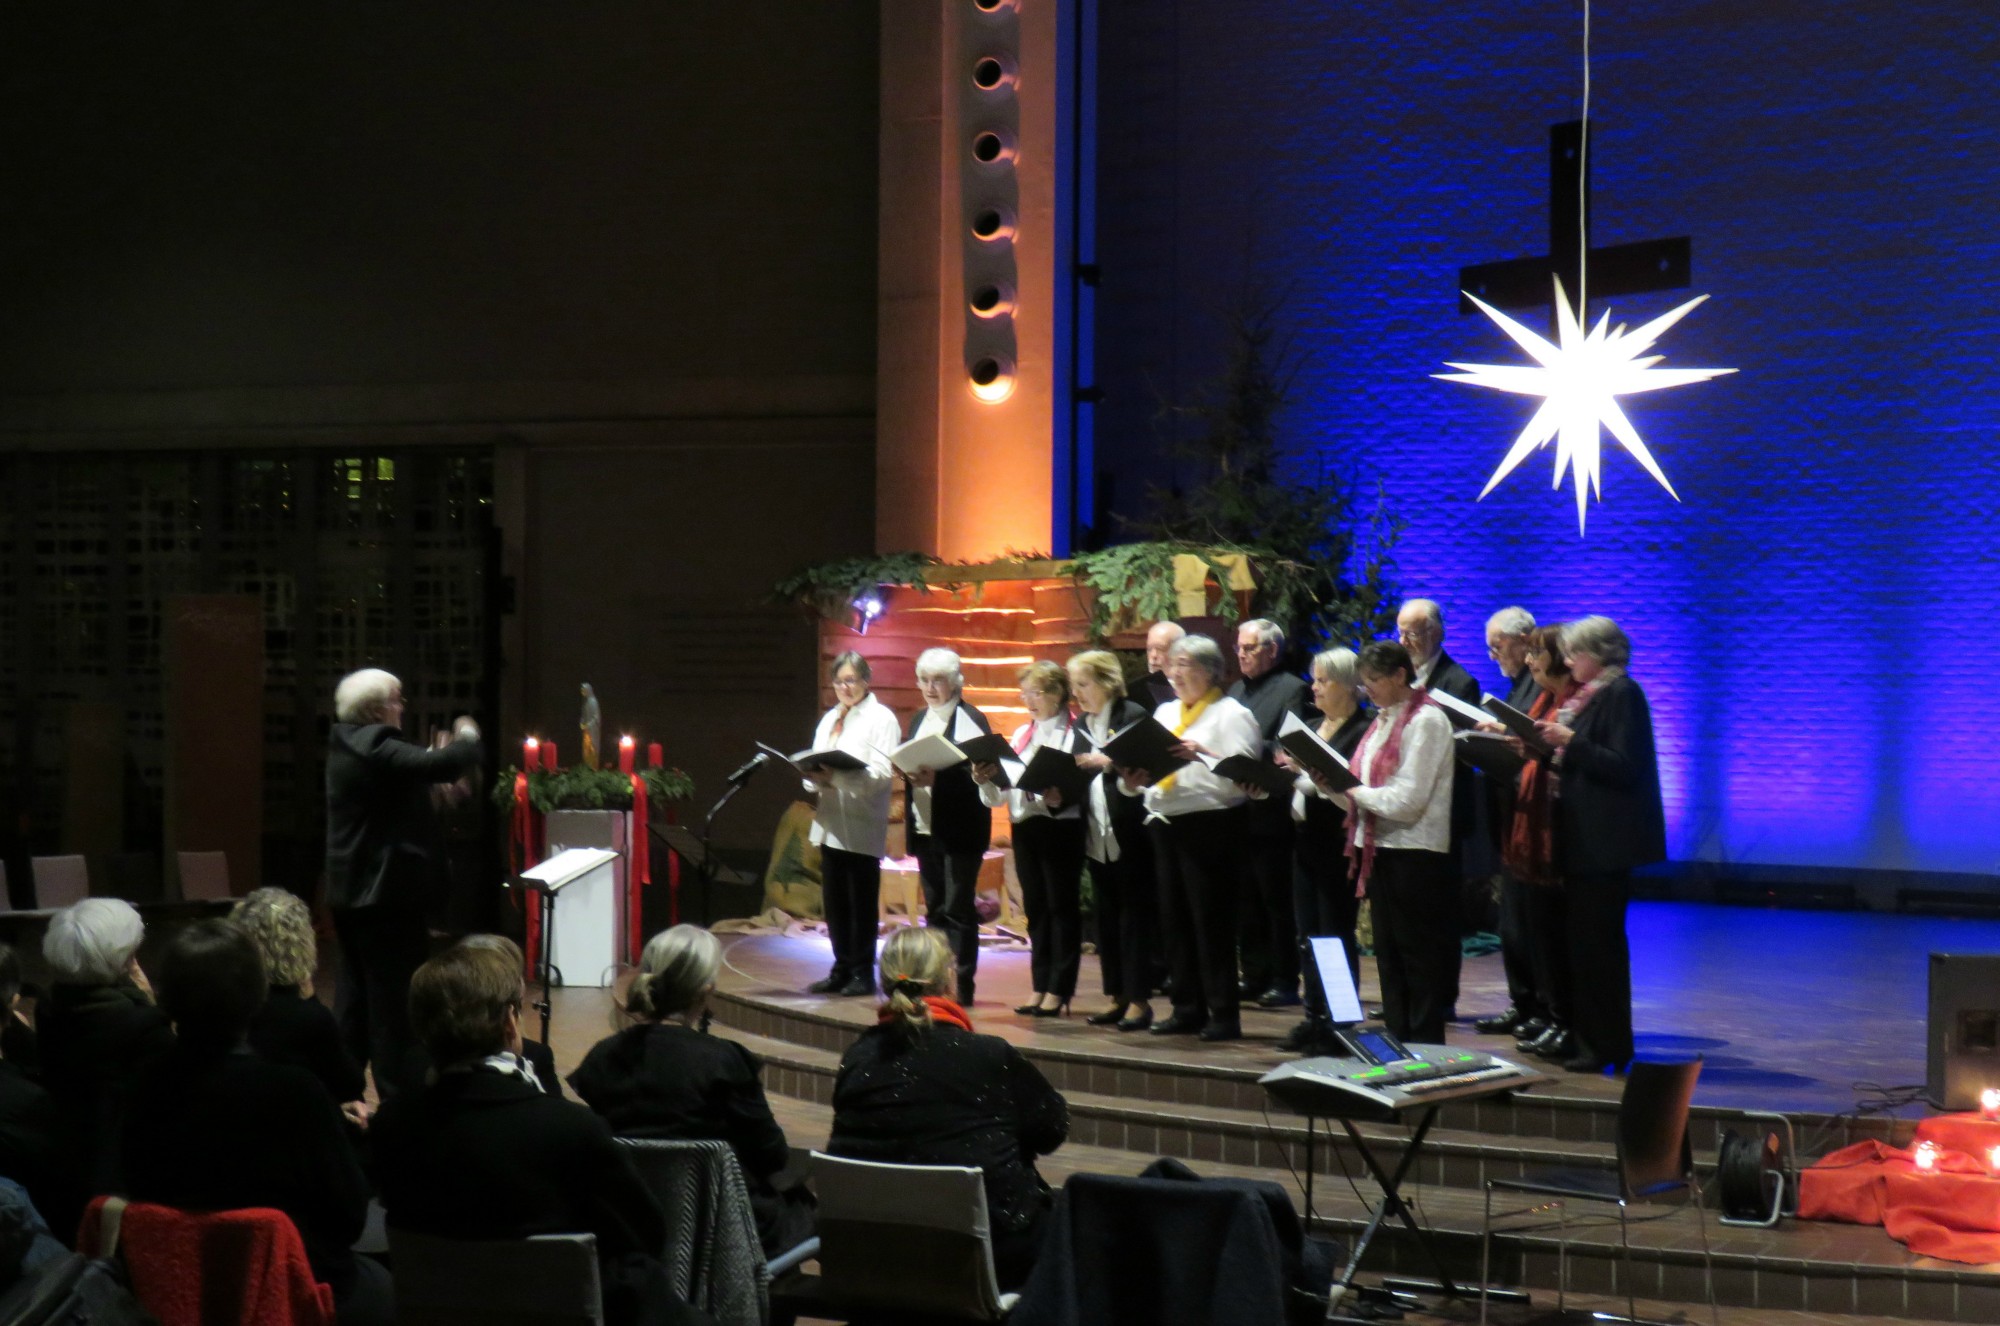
[
  {"left": 1085, "top": 1003, "right": 1129, "bottom": 1027},
  {"left": 1115, "top": 1006, "right": 1154, "bottom": 1033},
  {"left": 1014, "top": 996, "right": 1049, "bottom": 1016},
  {"left": 1030, "top": 998, "right": 1071, "bottom": 1018}
]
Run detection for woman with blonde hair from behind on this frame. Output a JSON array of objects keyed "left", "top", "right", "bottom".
[
  {"left": 231, "top": 887, "right": 368, "bottom": 1121},
  {"left": 570, "top": 925, "right": 814, "bottom": 1255},
  {"left": 826, "top": 926, "right": 1069, "bottom": 1290}
]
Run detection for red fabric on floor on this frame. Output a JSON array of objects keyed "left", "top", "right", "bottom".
[{"left": 1800, "top": 1114, "right": 2000, "bottom": 1264}]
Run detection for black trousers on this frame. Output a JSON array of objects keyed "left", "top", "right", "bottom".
[
  {"left": 912, "top": 833, "right": 983, "bottom": 1003},
  {"left": 1151, "top": 805, "right": 1249, "bottom": 1024},
  {"left": 1525, "top": 882, "right": 1572, "bottom": 1026},
  {"left": 1564, "top": 870, "right": 1633, "bottom": 1067},
  {"left": 1292, "top": 830, "right": 1361, "bottom": 1022},
  {"left": 1366, "top": 848, "right": 1458, "bottom": 1044},
  {"left": 820, "top": 847, "right": 881, "bottom": 982},
  {"left": 1495, "top": 872, "right": 1545, "bottom": 1020},
  {"left": 1237, "top": 804, "right": 1300, "bottom": 995},
  {"left": 1014, "top": 816, "right": 1086, "bottom": 1000},
  {"left": 332, "top": 903, "right": 429, "bottom": 1101},
  {"left": 1093, "top": 822, "right": 1156, "bottom": 1006}
]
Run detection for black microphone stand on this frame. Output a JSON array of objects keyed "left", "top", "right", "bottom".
[{"left": 689, "top": 757, "right": 763, "bottom": 923}]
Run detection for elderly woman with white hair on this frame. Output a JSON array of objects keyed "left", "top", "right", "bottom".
[
  {"left": 902, "top": 647, "right": 995, "bottom": 1005},
  {"left": 1535, "top": 615, "right": 1665, "bottom": 1075},
  {"left": 325, "top": 666, "right": 483, "bottom": 1099},
  {"left": 803, "top": 650, "right": 904, "bottom": 997},
  {"left": 38, "top": 897, "right": 174, "bottom": 1232},
  {"left": 1279, "top": 646, "right": 1374, "bottom": 1053},
  {"left": 1117, "top": 633, "right": 1261, "bottom": 1043},
  {"left": 571, "top": 925, "right": 815, "bottom": 1256}
]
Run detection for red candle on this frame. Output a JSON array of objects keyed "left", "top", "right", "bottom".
[
  {"left": 647, "top": 741, "right": 663, "bottom": 769},
  {"left": 542, "top": 741, "right": 558, "bottom": 773},
  {"left": 1981, "top": 1088, "right": 2000, "bottom": 1122},
  {"left": 524, "top": 736, "right": 539, "bottom": 770},
  {"left": 618, "top": 735, "right": 635, "bottom": 773}
]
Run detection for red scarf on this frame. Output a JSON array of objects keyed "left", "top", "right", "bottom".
[
  {"left": 875, "top": 994, "right": 974, "bottom": 1033},
  {"left": 1504, "top": 687, "right": 1569, "bottom": 886},
  {"left": 1012, "top": 711, "right": 1075, "bottom": 755},
  {"left": 1344, "top": 689, "right": 1438, "bottom": 896}
]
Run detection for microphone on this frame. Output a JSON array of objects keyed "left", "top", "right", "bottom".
[{"left": 725, "top": 751, "right": 771, "bottom": 786}]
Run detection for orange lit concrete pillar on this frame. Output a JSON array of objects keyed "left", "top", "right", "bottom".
[{"left": 877, "top": 0, "right": 1070, "bottom": 561}]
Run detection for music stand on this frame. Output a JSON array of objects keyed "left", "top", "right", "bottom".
[
  {"left": 655, "top": 822, "right": 761, "bottom": 925},
  {"left": 514, "top": 847, "right": 619, "bottom": 1047}
]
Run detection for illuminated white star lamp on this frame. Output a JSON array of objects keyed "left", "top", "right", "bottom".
[{"left": 1437, "top": 276, "right": 1735, "bottom": 533}]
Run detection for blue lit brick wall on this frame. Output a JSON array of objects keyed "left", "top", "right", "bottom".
[{"left": 1094, "top": 2, "right": 2000, "bottom": 874}]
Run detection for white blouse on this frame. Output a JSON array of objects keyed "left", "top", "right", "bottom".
[
  {"left": 1341, "top": 699, "right": 1454, "bottom": 854},
  {"left": 805, "top": 692, "right": 902, "bottom": 859},
  {"left": 1125, "top": 694, "right": 1262, "bottom": 821},
  {"left": 977, "top": 713, "right": 1083, "bottom": 823},
  {"left": 1082, "top": 706, "right": 1120, "bottom": 863}
]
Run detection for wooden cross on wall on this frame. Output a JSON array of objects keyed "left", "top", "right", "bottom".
[{"left": 1457, "top": 121, "right": 1692, "bottom": 328}]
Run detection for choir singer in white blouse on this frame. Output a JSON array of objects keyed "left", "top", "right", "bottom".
[
  {"left": 972, "top": 660, "right": 1087, "bottom": 1018},
  {"left": 1338, "top": 640, "right": 1456, "bottom": 1044},
  {"left": 804, "top": 651, "right": 904, "bottom": 997},
  {"left": 1116, "top": 633, "right": 1261, "bottom": 1043}
]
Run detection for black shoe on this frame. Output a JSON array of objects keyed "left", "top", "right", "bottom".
[
  {"left": 1029, "top": 998, "right": 1072, "bottom": 1019},
  {"left": 1086, "top": 1004, "right": 1129, "bottom": 1027},
  {"left": 1279, "top": 1018, "right": 1324, "bottom": 1053},
  {"left": 1564, "top": 1055, "right": 1623, "bottom": 1075},
  {"left": 838, "top": 976, "right": 874, "bottom": 997},
  {"left": 1237, "top": 981, "right": 1260, "bottom": 1001},
  {"left": 1530, "top": 1028, "right": 1575, "bottom": 1061},
  {"left": 1150, "top": 1013, "right": 1205, "bottom": 1036},
  {"left": 1256, "top": 987, "right": 1302, "bottom": 1009},
  {"left": 1474, "top": 1007, "right": 1524, "bottom": 1035},
  {"left": 1512, "top": 1017, "right": 1552, "bottom": 1047},
  {"left": 1116, "top": 1007, "right": 1154, "bottom": 1033},
  {"left": 1198, "top": 1018, "right": 1243, "bottom": 1043},
  {"left": 806, "top": 972, "right": 848, "bottom": 995},
  {"left": 1015, "top": 998, "right": 1049, "bottom": 1016}
]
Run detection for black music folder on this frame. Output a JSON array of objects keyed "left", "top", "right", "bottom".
[
  {"left": 954, "top": 731, "right": 1017, "bottom": 768},
  {"left": 1276, "top": 713, "right": 1361, "bottom": 793},
  {"left": 1479, "top": 695, "right": 1553, "bottom": 757},
  {"left": 756, "top": 742, "right": 867, "bottom": 775},
  {"left": 1015, "top": 746, "right": 1094, "bottom": 804},
  {"left": 1099, "top": 716, "right": 1192, "bottom": 782},
  {"left": 1202, "top": 753, "right": 1298, "bottom": 796},
  {"left": 1453, "top": 730, "right": 1525, "bottom": 777}
]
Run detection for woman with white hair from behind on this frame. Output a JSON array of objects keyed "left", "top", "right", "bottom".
[
  {"left": 38, "top": 898, "right": 174, "bottom": 1233},
  {"left": 569, "top": 925, "right": 815, "bottom": 1256}
]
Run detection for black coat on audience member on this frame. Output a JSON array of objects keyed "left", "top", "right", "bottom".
[
  {"left": 1554, "top": 674, "right": 1667, "bottom": 875},
  {"left": 248, "top": 985, "right": 366, "bottom": 1106},
  {"left": 902, "top": 702, "right": 994, "bottom": 856},
  {"left": 570, "top": 1023, "right": 814, "bottom": 1255},
  {"left": 0, "top": 1057, "right": 61, "bottom": 1235},
  {"left": 828, "top": 1022, "right": 1067, "bottom": 1247},
  {"left": 38, "top": 980, "right": 174, "bottom": 1226},
  {"left": 371, "top": 1067, "right": 677, "bottom": 1326},
  {"left": 122, "top": 1046, "right": 370, "bottom": 1295}
]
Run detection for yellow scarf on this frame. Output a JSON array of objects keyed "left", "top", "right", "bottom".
[{"left": 1155, "top": 687, "right": 1222, "bottom": 792}]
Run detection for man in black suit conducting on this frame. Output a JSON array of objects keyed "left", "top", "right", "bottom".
[{"left": 325, "top": 667, "right": 482, "bottom": 1100}]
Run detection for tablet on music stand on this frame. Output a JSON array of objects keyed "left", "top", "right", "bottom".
[{"left": 1310, "top": 935, "right": 1365, "bottom": 1025}]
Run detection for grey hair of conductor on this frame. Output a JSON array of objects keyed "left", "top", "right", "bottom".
[
  {"left": 333, "top": 667, "right": 401, "bottom": 723},
  {"left": 1166, "top": 633, "right": 1227, "bottom": 685},
  {"left": 44, "top": 897, "right": 146, "bottom": 986},
  {"left": 1485, "top": 606, "right": 1536, "bottom": 638}
]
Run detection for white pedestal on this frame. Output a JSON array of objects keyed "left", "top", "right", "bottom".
[{"left": 544, "top": 809, "right": 630, "bottom": 987}]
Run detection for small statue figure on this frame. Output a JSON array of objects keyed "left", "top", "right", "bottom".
[{"left": 579, "top": 682, "right": 602, "bottom": 770}]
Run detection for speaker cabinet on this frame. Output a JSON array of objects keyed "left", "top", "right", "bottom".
[{"left": 1927, "top": 952, "right": 2000, "bottom": 1110}]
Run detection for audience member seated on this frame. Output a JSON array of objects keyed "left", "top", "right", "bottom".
[
  {"left": 370, "top": 940, "right": 704, "bottom": 1326},
  {"left": 231, "top": 889, "right": 368, "bottom": 1122},
  {"left": 571, "top": 925, "right": 815, "bottom": 1257},
  {"left": 38, "top": 898, "right": 174, "bottom": 1237},
  {"left": 0, "top": 1177, "right": 66, "bottom": 1293},
  {"left": 0, "top": 945, "right": 58, "bottom": 1243},
  {"left": 453, "top": 934, "right": 561, "bottom": 1094},
  {"left": 0, "top": 944, "right": 38, "bottom": 1080},
  {"left": 827, "top": 926, "right": 1068, "bottom": 1291},
  {"left": 121, "top": 919, "right": 388, "bottom": 1326}
]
